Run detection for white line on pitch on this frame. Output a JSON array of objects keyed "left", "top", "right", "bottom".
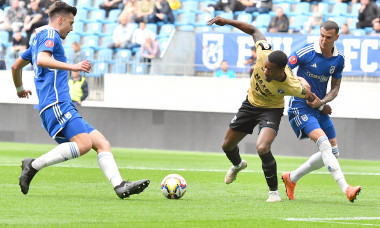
[
  {"left": 1, "top": 163, "right": 380, "bottom": 176},
  {"left": 284, "top": 217, "right": 380, "bottom": 226}
]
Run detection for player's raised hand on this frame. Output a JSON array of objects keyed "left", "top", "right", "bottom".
[
  {"left": 73, "top": 60, "right": 91, "bottom": 73},
  {"left": 208, "top": 16, "right": 227, "bottom": 26},
  {"left": 17, "top": 89, "right": 32, "bottom": 99}
]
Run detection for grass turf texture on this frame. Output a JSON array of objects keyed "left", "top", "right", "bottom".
[{"left": 0, "top": 142, "right": 379, "bottom": 227}]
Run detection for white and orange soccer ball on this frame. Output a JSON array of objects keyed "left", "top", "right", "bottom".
[{"left": 161, "top": 174, "right": 187, "bottom": 199}]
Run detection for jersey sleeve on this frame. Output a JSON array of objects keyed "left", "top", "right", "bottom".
[
  {"left": 255, "top": 40, "right": 272, "bottom": 68},
  {"left": 21, "top": 47, "right": 32, "bottom": 62},
  {"left": 287, "top": 50, "right": 300, "bottom": 70},
  {"left": 332, "top": 55, "right": 345, "bottom": 79},
  {"left": 37, "top": 31, "right": 59, "bottom": 55}
]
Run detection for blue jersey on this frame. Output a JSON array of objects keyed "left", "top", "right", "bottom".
[
  {"left": 287, "top": 42, "right": 345, "bottom": 111},
  {"left": 22, "top": 25, "right": 71, "bottom": 115}
]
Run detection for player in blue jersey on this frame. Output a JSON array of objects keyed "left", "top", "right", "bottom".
[
  {"left": 12, "top": 1, "right": 149, "bottom": 199},
  {"left": 281, "top": 20, "right": 361, "bottom": 203}
]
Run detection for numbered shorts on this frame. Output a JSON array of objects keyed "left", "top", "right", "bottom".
[
  {"left": 40, "top": 102, "right": 95, "bottom": 144},
  {"left": 229, "top": 98, "right": 284, "bottom": 134},
  {"left": 288, "top": 108, "right": 336, "bottom": 140}
]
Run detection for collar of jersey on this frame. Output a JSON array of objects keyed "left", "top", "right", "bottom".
[
  {"left": 313, "top": 41, "right": 338, "bottom": 57},
  {"left": 35, "top": 25, "right": 58, "bottom": 35}
]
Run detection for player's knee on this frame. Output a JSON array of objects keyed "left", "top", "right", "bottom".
[
  {"left": 98, "top": 139, "right": 111, "bottom": 152},
  {"left": 78, "top": 138, "right": 92, "bottom": 155},
  {"left": 221, "top": 140, "right": 235, "bottom": 153},
  {"left": 256, "top": 143, "right": 270, "bottom": 155}
]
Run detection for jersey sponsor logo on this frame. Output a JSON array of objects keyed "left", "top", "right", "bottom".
[
  {"left": 277, "top": 88, "right": 285, "bottom": 95},
  {"left": 329, "top": 66, "right": 335, "bottom": 74},
  {"left": 311, "top": 63, "right": 317, "bottom": 68},
  {"left": 306, "top": 71, "right": 329, "bottom": 82},
  {"left": 64, "top": 111, "right": 72, "bottom": 119},
  {"left": 231, "top": 115, "right": 237, "bottom": 123},
  {"left": 45, "top": 40, "right": 54, "bottom": 48},
  {"left": 289, "top": 56, "right": 297, "bottom": 65},
  {"left": 301, "top": 114, "right": 308, "bottom": 121},
  {"left": 266, "top": 121, "right": 275, "bottom": 125}
]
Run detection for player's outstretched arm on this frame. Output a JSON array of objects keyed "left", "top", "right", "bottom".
[
  {"left": 37, "top": 51, "right": 91, "bottom": 73},
  {"left": 208, "top": 16, "right": 266, "bottom": 43},
  {"left": 11, "top": 57, "right": 32, "bottom": 99}
]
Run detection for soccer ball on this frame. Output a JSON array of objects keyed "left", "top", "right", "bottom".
[{"left": 161, "top": 174, "right": 187, "bottom": 199}]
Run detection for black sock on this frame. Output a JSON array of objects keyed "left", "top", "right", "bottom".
[
  {"left": 259, "top": 151, "right": 278, "bottom": 191},
  {"left": 224, "top": 146, "right": 242, "bottom": 166}
]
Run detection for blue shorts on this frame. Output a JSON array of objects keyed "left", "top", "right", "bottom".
[
  {"left": 288, "top": 107, "right": 336, "bottom": 140},
  {"left": 40, "top": 102, "right": 95, "bottom": 144}
]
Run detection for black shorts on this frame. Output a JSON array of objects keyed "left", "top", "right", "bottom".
[{"left": 229, "top": 98, "right": 284, "bottom": 134}]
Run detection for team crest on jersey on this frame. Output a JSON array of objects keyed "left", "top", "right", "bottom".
[
  {"left": 289, "top": 56, "right": 297, "bottom": 65},
  {"left": 45, "top": 40, "right": 54, "bottom": 48},
  {"left": 301, "top": 114, "right": 308, "bottom": 121},
  {"left": 231, "top": 115, "right": 237, "bottom": 123},
  {"left": 329, "top": 66, "right": 335, "bottom": 74},
  {"left": 277, "top": 88, "right": 285, "bottom": 95},
  {"left": 64, "top": 111, "right": 72, "bottom": 119}
]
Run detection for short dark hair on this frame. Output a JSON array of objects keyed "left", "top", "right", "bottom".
[
  {"left": 321, "top": 20, "right": 339, "bottom": 34},
  {"left": 268, "top": 50, "right": 288, "bottom": 69},
  {"left": 48, "top": 1, "right": 77, "bottom": 20}
]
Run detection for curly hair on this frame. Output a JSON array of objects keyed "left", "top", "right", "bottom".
[{"left": 267, "top": 50, "right": 288, "bottom": 69}]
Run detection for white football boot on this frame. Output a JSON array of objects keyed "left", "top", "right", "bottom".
[
  {"left": 224, "top": 160, "right": 247, "bottom": 184},
  {"left": 266, "top": 191, "right": 282, "bottom": 202}
]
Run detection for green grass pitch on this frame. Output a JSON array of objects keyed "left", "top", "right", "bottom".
[{"left": 0, "top": 142, "right": 379, "bottom": 227}]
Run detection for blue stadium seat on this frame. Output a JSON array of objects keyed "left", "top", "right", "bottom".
[
  {"left": 72, "top": 21, "right": 85, "bottom": 36},
  {"left": 317, "top": 2, "right": 329, "bottom": 15},
  {"left": 175, "top": 12, "right": 196, "bottom": 26},
  {"left": 62, "top": 0, "right": 74, "bottom": 6},
  {"left": 64, "top": 47, "right": 75, "bottom": 63},
  {"left": 132, "top": 63, "right": 146, "bottom": 75},
  {"left": 82, "top": 47, "right": 95, "bottom": 61},
  {"left": 76, "top": 0, "right": 92, "bottom": 9},
  {"left": 112, "top": 49, "right": 132, "bottom": 74},
  {"left": 157, "top": 24, "right": 175, "bottom": 39},
  {"left": 345, "top": 3, "right": 360, "bottom": 18},
  {"left": 289, "top": 15, "right": 309, "bottom": 32},
  {"left": 326, "top": 3, "right": 348, "bottom": 17},
  {"left": 218, "top": 12, "right": 233, "bottom": 20},
  {"left": 86, "top": 9, "right": 106, "bottom": 23},
  {"left": 104, "top": 9, "right": 122, "bottom": 24},
  {"left": 177, "top": 1, "right": 199, "bottom": 14},
  {"left": 214, "top": 26, "right": 232, "bottom": 32},
  {"left": 76, "top": 9, "right": 89, "bottom": 22},
  {"left": 274, "top": 2, "right": 292, "bottom": 16},
  {"left": 196, "top": 26, "right": 212, "bottom": 32},
  {"left": 236, "top": 12, "right": 253, "bottom": 23},
  {"left": 194, "top": 12, "right": 214, "bottom": 27},
  {"left": 82, "top": 35, "right": 100, "bottom": 49},
  {"left": 146, "top": 23, "right": 158, "bottom": 34},
  {"left": 0, "top": 31, "right": 10, "bottom": 47},
  {"left": 330, "top": 16, "right": 347, "bottom": 27},
  {"left": 97, "top": 48, "right": 114, "bottom": 63},
  {"left": 311, "top": 27, "right": 320, "bottom": 35},
  {"left": 91, "top": 62, "right": 109, "bottom": 77},
  {"left": 85, "top": 22, "right": 103, "bottom": 35},
  {"left": 349, "top": 18, "right": 358, "bottom": 30},
  {"left": 99, "top": 23, "right": 118, "bottom": 37},
  {"left": 291, "top": 2, "right": 311, "bottom": 16},
  {"left": 63, "top": 33, "right": 81, "bottom": 47},
  {"left": 99, "top": 36, "right": 114, "bottom": 49},
  {"left": 254, "top": 14, "right": 271, "bottom": 28}
]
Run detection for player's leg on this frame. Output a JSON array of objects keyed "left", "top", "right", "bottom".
[
  {"left": 256, "top": 127, "right": 281, "bottom": 202},
  {"left": 90, "top": 130, "right": 149, "bottom": 199},
  {"left": 19, "top": 117, "right": 92, "bottom": 195},
  {"left": 222, "top": 127, "right": 248, "bottom": 184}
]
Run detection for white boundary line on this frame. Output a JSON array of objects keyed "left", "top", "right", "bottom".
[{"left": 1, "top": 163, "right": 380, "bottom": 175}]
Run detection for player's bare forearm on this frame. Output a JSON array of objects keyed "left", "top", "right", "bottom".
[
  {"left": 37, "top": 51, "right": 91, "bottom": 73},
  {"left": 321, "top": 78, "right": 341, "bottom": 105},
  {"left": 208, "top": 16, "right": 265, "bottom": 43},
  {"left": 11, "top": 57, "right": 30, "bottom": 87}
]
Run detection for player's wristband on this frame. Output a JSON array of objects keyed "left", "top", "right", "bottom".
[
  {"left": 16, "top": 85, "right": 24, "bottom": 93},
  {"left": 318, "top": 105, "right": 325, "bottom": 111}
]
